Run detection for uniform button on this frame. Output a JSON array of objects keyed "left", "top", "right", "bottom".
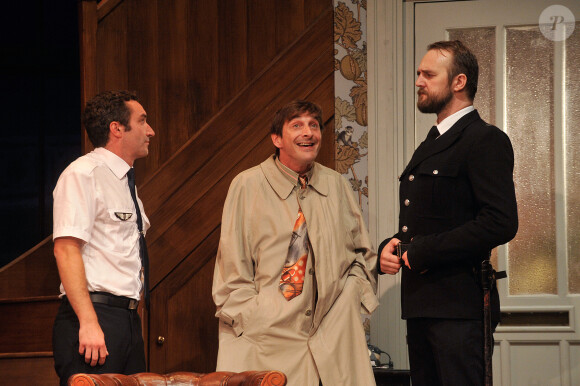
[
  {"left": 402, "top": 226, "right": 408, "bottom": 232},
  {"left": 305, "top": 309, "right": 312, "bottom": 316},
  {"left": 404, "top": 199, "right": 410, "bottom": 206},
  {"left": 308, "top": 268, "right": 314, "bottom": 275},
  {"left": 409, "top": 175, "right": 415, "bottom": 181},
  {"left": 300, "top": 195, "right": 305, "bottom": 200},
  {"left": 433, "top": 170, "right": 439, "bottom": 175}
]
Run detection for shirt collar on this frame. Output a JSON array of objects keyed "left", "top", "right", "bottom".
[
  {"left": 274, "top": 156, "right": 314, "bottom": 187},
  {"left": 436, "top": 105, "right": 475, "bottom": 136},
  {"left": 262, "top": 155, "right": 327, "bottom": 200},
  {"left": 93, "top": 147, "right": 131, "bottom": 179}
]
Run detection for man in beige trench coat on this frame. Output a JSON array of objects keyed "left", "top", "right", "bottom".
[{"left": 212, "top": 100, "right": 378, "bottom": 385}]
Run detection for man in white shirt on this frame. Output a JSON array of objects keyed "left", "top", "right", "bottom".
[{"left": 52, "top": 90, "right": 155, "bottom": 385}]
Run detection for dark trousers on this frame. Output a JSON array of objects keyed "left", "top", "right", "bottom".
[
  {"left": 406, "top": 318, "right": 484, "bottom": 386},
  {"left": 52, "top": 297, "right": 146, "bottom": 386}
]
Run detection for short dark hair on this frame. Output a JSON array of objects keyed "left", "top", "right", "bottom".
[
  {"left": 82, "top": 90, "right": 139, "bottom": 147},
  {"left": 427, "top": 40, "right": 478, "bottom": 100},
  {"left": 270, "top": 100, "right": 324, "bottom": 137}
]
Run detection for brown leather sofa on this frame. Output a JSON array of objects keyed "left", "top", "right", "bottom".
[{"left": 68, "top": 370, "right": 287, "bottom": 385}]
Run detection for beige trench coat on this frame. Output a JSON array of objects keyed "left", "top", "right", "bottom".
[{"left": 213, "top": 156, "right": 378, "bottom": 386}]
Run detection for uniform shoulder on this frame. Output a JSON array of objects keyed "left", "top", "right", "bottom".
[{"left": 466, "top": 117, "right": 510, "bottom": 141}]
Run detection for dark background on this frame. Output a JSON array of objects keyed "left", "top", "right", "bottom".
[{"left": 0, "top": 0, "right": 81, "bottom": 267}]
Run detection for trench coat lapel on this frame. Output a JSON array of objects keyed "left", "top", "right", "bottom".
[{"left": 400, "top": 110, "right": 481, "bottom": 178}]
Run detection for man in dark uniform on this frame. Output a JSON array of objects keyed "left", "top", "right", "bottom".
[{"left": 378, "top": 40, "right": 518, "bottom": 385}]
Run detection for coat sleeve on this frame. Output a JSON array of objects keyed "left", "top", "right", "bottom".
[
  {"left": 212, "top": 175, "right": 259, "bottom": 337},
  {"left": 409, "top": 128, "right": 518, "bottom": 271},
  {"left": 341, "top": 178, "right": 379, "bottom": 314}
]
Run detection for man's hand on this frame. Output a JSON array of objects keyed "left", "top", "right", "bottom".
[
  {"left": 79, "top": 320, "right": 108, "bottom": 366},
  {"left": 380, "top": 238, "right": 403, "bottom": 274}
]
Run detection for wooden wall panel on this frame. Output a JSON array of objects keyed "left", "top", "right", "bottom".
[
  {"left": 79, "top": 0, "right": 98, "bottom": 154},
  {"left": 144, "top": 13, "right": 334, "bottom": 287},
  {"left": 126, "top": 0, "right": 160, "bottom": 174},
  {"left": 188, "top": 1, "right": 220, "bottom": 133},
  {"left": 0, "top": 237, "right": 58, "bottom": 299},
  {"left": 276, "top": 1, "right": 306, "bottom": 49},
  {"left": 149, "top": 228, "right": 221, "bottom": 374},
  {"left": 305, "top": 0, "right": 330, "bottom": 25},
  {"left": 0, "top": 0, "right": 335, "bottom": 381},
  {"left": 0, "top": 298, "right": 60, "bottom": 352},
  {"left": 0, "top": 356, "right": 60, "bottom": 385},
  {"left": 94, "top": 0, "right": 333, "bottom": 183},
  {"left": 140, "top": 7, "right": 333, "bottom": 216},
  {"left": 217, "top": 0, "right": 248, "bottom": 103},
  {"left": 157, "top": 0, "right": 194, "bottom": 160},
  {"left": 96, "top": 2, "right": 128, "bottom": 95},
  {"left": 247, "top": 1, "right": 277, "bottom": 77}
]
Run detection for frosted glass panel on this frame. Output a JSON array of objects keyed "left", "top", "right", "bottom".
[
  {"left": 447, "top": 27, "right": 498, "bottom": 270},
  {"left": 566, "top": 23, "right": 580, "bottom": 294},
  {"left": 506, "top": 26, "right": 556, "bottom": 295},
  {"left": 448, "top": 27, "right": 495, "bottom": 125}
]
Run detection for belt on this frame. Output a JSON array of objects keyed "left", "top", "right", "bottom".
[{"left": 89, "top": 292, "right": 139, "bottom": 310}]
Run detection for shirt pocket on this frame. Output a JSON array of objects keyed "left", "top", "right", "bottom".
[
  {"left": 106, "top": 208, "right": 138, "bottom": 254},
  {"left": 415, "top": 162, "right": 462, "bottom": 218}
]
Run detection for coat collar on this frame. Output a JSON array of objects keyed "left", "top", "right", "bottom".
[
  {"left": 401, "top": 110, "right": 481, "bottom": 178},
  {"left": 261, "top": 155, "right": 329, "bottom": 200}
]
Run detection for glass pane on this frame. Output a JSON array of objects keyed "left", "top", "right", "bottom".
[
  {"left": 566, "top": 23, "right": 580, "bottom": 294},
  {"left": 448, "top": 27, "right": 496, "bottom": 125},
  {"left": 506, "top": 26, "right": 557, "bottom": 295}
]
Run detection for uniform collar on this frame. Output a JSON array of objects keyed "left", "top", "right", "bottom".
[
  {"left": 436, "top": 105, "right": 474, "bottom": 136},
  {"left": 93, "top": 147, "right": 131, "bottom": 180},
  {"left": 261, "top": 155, "right": 328, "bottom": 200},
  {"left": 400, "top": 109, "right": 481, "bottom": 178}
]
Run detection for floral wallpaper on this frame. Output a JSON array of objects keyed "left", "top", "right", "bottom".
[
  {"left": 334, "top": 0, "right": 369, "bottom": 224},
  {"left": 334, "top": 0, "right": 371, "bottom": 340}
]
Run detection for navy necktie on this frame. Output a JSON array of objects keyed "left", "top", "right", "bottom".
[
  {"left": 127, "top": 168, "right": 149, "bottom": 309},
  {"left": 426, "top": 125, "right": 439, "bottom": 142}
]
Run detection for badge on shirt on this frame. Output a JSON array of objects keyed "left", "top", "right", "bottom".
[{"left": 115, "top": 212, "right": 133, "bottom": 221}]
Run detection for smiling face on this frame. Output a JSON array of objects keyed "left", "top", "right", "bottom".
[
  {"left": 271, "top": 113, "right": 322, "bottom": 174},
  {"left": 120, "top": 100, "right": 155, "bottom": 165}
]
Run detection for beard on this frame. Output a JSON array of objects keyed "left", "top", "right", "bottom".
[{"left": 417, "top": 86, "right": 453, "bottom": 114}]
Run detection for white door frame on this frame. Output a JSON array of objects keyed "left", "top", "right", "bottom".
[{"left": 368, "top": 0, "right": 415, "bottom": 370}]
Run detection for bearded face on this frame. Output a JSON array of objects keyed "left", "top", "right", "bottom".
[
  {"left": 417, "top": 81, "right": 453, "bottom": 114},
  {"left": 415, "top": 48, "right": 456, "bottom": 116}
]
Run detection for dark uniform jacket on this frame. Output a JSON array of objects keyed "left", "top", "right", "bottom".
[{"left": 379, "top": 110, "right": 518, "bottom": 322}]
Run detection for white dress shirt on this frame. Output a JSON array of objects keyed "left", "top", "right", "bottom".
[
  {"left": 435, "top": 105, "right": 475, "bottom": 136},
  {"left": 53, "top": 147, "right": 150, "bottom": 300}
]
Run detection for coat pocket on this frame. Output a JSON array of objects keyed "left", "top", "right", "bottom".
[
  {"left": 350, "top": 275, "right": 379, "bottom": 314},
  {"left": 415, "top": 161, "right": 463, "bottom": 218}
]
